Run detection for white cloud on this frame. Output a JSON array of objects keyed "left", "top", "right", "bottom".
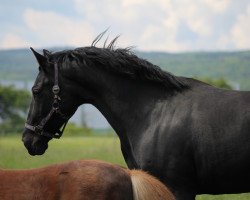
[
  {"left": 1, "top": 0, "right": 250, "bottom": 51},
  {"left": 215, "top": 4, "right": 250, "bottom": 50},
  {"left": 230, "top": 5, "right": 250, "bottom": 49},
  {"left": 203, "top": 0, "right": 232, "bottom": 13},
  {"left": 121, "top": 0, "right": 146, "bottom": 7},
  {"left": 39, "top": 0, "right": 250, "bottom": 52},
  {"left": 0, "top": 34, "right": 29, "bottom": 49},
  {"left": 73, "top": 0, "right": 241, "bottom": 51},
  {"left": 184, "top": 4, "right": 213, "bottom": 37},
  {"left": 23, "top": 8, "right": 94, "bottom": 47}
]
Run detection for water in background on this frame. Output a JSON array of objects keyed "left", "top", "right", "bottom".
[{"left": 0, "top": 80, "right": 110, "bottom": 129}]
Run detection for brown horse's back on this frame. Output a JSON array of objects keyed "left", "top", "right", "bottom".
[
  {"left": 58, "top": 160, "right": 175, "bottom": 200},
  {"left": 58, "top": 160, "right": 133, "bottom": 200},
  {"left": 0, "top": 160, "right": 174, "bottom": 200}
]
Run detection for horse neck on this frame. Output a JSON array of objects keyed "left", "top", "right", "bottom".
[{"left": 73, "top": 64, "right": 166, "bottom": 140}]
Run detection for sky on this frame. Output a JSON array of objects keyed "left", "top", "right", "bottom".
[{"left": 1, "top": 0, "right": 250, "bottom": 52}]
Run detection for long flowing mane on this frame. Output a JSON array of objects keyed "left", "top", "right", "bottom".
[{"left": 51, "top": 44, "right": 189, "bottom": 92}]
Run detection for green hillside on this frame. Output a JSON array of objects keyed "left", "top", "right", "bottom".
[
  {"left": 0, "top": 49, "right": 37, "bottom": 80},
  {"left": 1, "top": 48, "right": 250, "bottom": 90},
  {"left": 137, "top": 51, "right": 250, "bottom": 90}
]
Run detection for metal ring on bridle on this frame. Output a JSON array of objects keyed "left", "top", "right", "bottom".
[{"left": 52, "top": 85, "right": 60, "bottom": 94}]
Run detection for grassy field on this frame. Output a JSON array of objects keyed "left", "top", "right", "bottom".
[
  {"left": 0, "top": 135, "right": 126, "bottom": 169},
  {"left": 0, "top": 135, "right": 249, "bottom": 200}
]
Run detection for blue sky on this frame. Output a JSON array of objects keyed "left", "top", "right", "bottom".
[{"left": 1, "top": 0, "right": 250, "bottom": 52}]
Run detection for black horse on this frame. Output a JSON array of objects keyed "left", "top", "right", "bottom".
[{"left": 22, "top": 39, "right": 250, "bottom": 200}]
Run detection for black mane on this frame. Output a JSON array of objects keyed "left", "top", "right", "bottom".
[{"left": 52, "top": 47, "right": 189, "bottom": 91}]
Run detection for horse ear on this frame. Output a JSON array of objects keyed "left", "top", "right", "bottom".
[
  {"left": 43, "top": 49, "right": 51, "bottom": 58},
  {"left": 30, "top": 47, "right": 48, "bottom": 68}
]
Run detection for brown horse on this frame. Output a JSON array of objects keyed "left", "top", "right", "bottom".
[{"left": 0, "top": 160, "right": 175, "bottom": 200}]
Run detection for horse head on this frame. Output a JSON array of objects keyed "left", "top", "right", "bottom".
[{"left": 22, "top": 48, "right": 79, "bottom": 155}]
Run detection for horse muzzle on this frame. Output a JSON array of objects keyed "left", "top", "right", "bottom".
[{"left": 22, "top": 129, "right": 49, "bottom": 156}]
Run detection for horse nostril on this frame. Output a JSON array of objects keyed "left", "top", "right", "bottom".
[
  {"left": 32, "top": 138, "right": 41, "bottom": 147},
  {"left": 22, "top": 132, "right": 30, "bottom": 144},
  {"left": 22, "top": 135, "right": 27, "bottom": 144},
  {"left": 22, "top": 135, "right": 26, "bottom": 143},
  {"left": 22, "top": 129, "right": 35, "bottom": 148}
]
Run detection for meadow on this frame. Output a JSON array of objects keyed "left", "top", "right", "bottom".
[{"left": 0, "top": 135, "right": 249, "bottom": 200}]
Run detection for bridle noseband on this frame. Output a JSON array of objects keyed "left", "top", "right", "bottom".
[{"left": 25, "top": 62, "right": 69, "bottom": 139}]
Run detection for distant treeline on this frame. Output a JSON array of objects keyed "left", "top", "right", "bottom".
[
  {"left": 0, "top": 85, "right": 30, "bottom": 134},
  {"left": 0, "top": 48, "right": 250, "bottom": 89}
]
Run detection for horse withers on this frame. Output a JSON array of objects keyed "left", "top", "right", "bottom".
[{"left": 0, "top": 160, "right": 175, "bottom": 200}]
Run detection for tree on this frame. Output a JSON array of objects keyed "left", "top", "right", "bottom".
[
  {"left": 0, "top": 85, "right": 30, "bottom": 134},
  {"left": 195, "top": 77, "right": 233, "bottom": 90}
]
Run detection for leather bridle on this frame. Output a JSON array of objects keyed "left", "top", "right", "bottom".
[{"left": 25, "top": 62, "right": 69, "bottom": 139}]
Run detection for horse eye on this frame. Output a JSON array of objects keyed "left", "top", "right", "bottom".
[{"left": 32, "top": 86, "right": 41, "bottom": 95}]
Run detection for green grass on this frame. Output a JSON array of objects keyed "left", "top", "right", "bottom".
[
  {"left": 0, "top": 135, "right": 125, "bottom": 169},
  {"left": 0, "top": 135, "right": 249, "bottom": 200}
]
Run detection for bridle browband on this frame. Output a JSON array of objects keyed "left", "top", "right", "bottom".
[{"left": 25, "top": 62, "right": 69, "bottom": 139}]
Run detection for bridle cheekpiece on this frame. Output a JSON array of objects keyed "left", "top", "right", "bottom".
[{"left": 25, "top": 62, "right": 69, "bottom": 139}]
